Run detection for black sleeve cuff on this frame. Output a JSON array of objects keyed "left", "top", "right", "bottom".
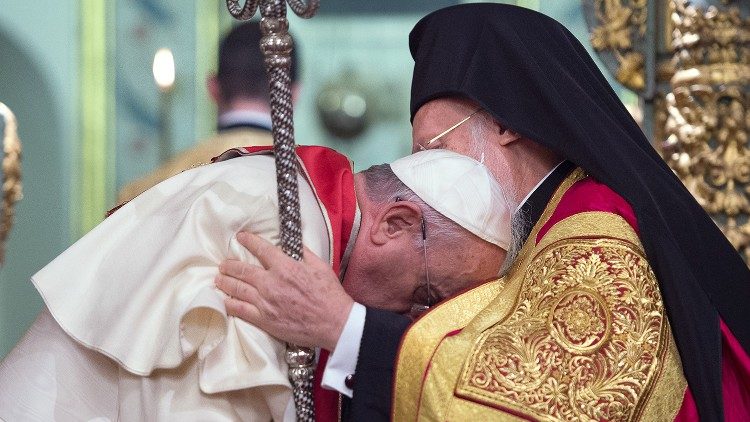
[{"left": 347, "top": 307, "right": 410, "bottom": 421}]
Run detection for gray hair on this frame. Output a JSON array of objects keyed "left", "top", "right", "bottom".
[{"left": 359, "top": 164, "right": 469, "bottom": 247}]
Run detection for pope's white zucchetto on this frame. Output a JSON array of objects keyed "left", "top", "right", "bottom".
[{"left": 390, "top": 149, "right": 512, "bottom": 250}]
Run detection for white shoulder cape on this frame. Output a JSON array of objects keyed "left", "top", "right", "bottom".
[{"left": 6, "top": 155, "right": 330, "bottom": 420}]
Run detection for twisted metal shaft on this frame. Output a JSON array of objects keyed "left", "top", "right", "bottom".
[
  {"left": 224, "top": 0, "right": 319, "bottom": 420},
  {"left": 260, "top": 5, "right": 303, "bottom": 262},
  {"left": 258, "top": 5, "right": 315, "bottom": 421}
]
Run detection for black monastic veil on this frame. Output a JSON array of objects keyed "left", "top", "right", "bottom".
[{"left": 409, "top": 4, "right": 750, "bottom": 421}]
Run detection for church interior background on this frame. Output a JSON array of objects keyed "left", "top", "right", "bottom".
[{"left": 0, "top": 0, "right": 745, "bottom": 359}]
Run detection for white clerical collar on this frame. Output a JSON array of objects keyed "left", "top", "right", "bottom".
[
  {"left": 218, "top": 110, "right": 272, "bottom": 130},
  {"left": 515, "top": 161, "right": 565, "bottom": 214}
]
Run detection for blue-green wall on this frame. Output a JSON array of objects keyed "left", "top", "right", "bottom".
[{"left": 0, "top": 1, "right": 78, "bottom": 357}]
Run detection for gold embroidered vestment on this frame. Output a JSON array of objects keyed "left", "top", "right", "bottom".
[{"left": 393, "top": 170, "right": 687, "bottom": 421}]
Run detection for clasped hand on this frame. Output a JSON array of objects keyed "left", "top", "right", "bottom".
[{"left": 214, "top": 231, "right": 354, "bottom": 351}]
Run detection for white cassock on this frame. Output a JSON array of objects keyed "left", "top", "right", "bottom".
[{"left": 0, "top": 154, "right": 331, "bottom": 421}]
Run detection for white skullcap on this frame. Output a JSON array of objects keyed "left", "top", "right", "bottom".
[{"left": 390, "top": 149, "right": 512, "bottom": 250}]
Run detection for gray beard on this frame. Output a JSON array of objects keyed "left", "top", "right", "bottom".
[
  {"left": 467, "top": 119, "right": 526, "bottom": 277},
  {"left": 499, "top": 207, "right": 529, "bottom": 277}
]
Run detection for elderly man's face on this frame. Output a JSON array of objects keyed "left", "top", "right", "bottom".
[
  {"left": 410, "top": 233, "right": 505, "bottom": 308},
  {"left": 342, "top": 226, "right": 504, "bottom": 315},
  {"left": 411, "top": 97, "right": 526, "bottom": 209},
  {"left": 412, "top": 98, "right": 484, "bottom": 160},
  {"left": 341, "top": 174, "right": 505, "bottom": 315}
]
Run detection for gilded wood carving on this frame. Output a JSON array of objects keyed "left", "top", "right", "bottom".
[
  {"left": 587, "top": 0, "right": 648, "bottom": 91},
  {"left": 659, "top": 1, "right": 750, "bottom": 260},
  {"left": 586, "top": 0, "right": 750, "bottom": 262},
  {"left": 0, "top": 102, "right": 22, "bottom": 265}
]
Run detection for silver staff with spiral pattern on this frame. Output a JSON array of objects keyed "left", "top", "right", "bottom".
[{"left": 224, "top": 0, "right": 319, "bottom": 420}]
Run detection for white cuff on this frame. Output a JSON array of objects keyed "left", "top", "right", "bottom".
[{"left": 321, "top": 302, "right": 366, "bottom": 398}]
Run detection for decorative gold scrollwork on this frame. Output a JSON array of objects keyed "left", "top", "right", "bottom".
[
  {"left": 659, "top": 1, "right": 750, "bottom": 260},
  {"left": 0, "top": 102, "right": 23, "bottom": 266},
  {"left": 588, "top": 0, "right": 648, "bottom": 91},
  {"left": 456, "top": 238, "right": 666, "bottom": 421},
  {"left": 549, "top": 288, "right": 613, "bottom": 355}
]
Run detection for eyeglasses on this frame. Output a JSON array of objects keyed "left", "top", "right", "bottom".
[
  {"left": 409, "top": 215, "right": 433, "bottom": 319},
  {"left": 418, "top": 108, "right": 482, "bottom": 151},
  {"left": 421, "top": 217, "right": 432, "bottom": 304},
  {"left": 396, "top": 196, "right": 433, "bottom": 316}
]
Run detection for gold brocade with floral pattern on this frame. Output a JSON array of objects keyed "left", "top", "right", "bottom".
[{"left": 455, "top": 235, "right": 668, "bottom": 421}]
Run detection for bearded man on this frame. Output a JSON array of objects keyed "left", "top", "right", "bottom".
[
  {"left": 216, "top": 4, "right": 750, "bottom": 421},
  {"left": 0, "top": 146, "right": 509, "bottom": 421}
]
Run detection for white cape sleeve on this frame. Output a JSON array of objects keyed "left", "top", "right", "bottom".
[{"left": 27, "top": 155, "right": 329, "bottom": 418}]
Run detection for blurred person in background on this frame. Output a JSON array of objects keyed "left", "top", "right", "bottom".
[{"left": 118, "top": 22, "right": 299, "bottom": 203}]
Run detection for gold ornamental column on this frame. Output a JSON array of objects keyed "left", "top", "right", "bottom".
[
  {"left": 0, "top": 103, "right": 23, "bottom": 265},
  {"left": 585, "top": 0, "right": 750, "bottom": 261},
  {"left": 660, "top": 1, "right": 750, "bottom": 260}
]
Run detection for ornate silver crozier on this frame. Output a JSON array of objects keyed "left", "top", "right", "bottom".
[{"left": 224, "top": 0, "right": 319, "bottom": 420}]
